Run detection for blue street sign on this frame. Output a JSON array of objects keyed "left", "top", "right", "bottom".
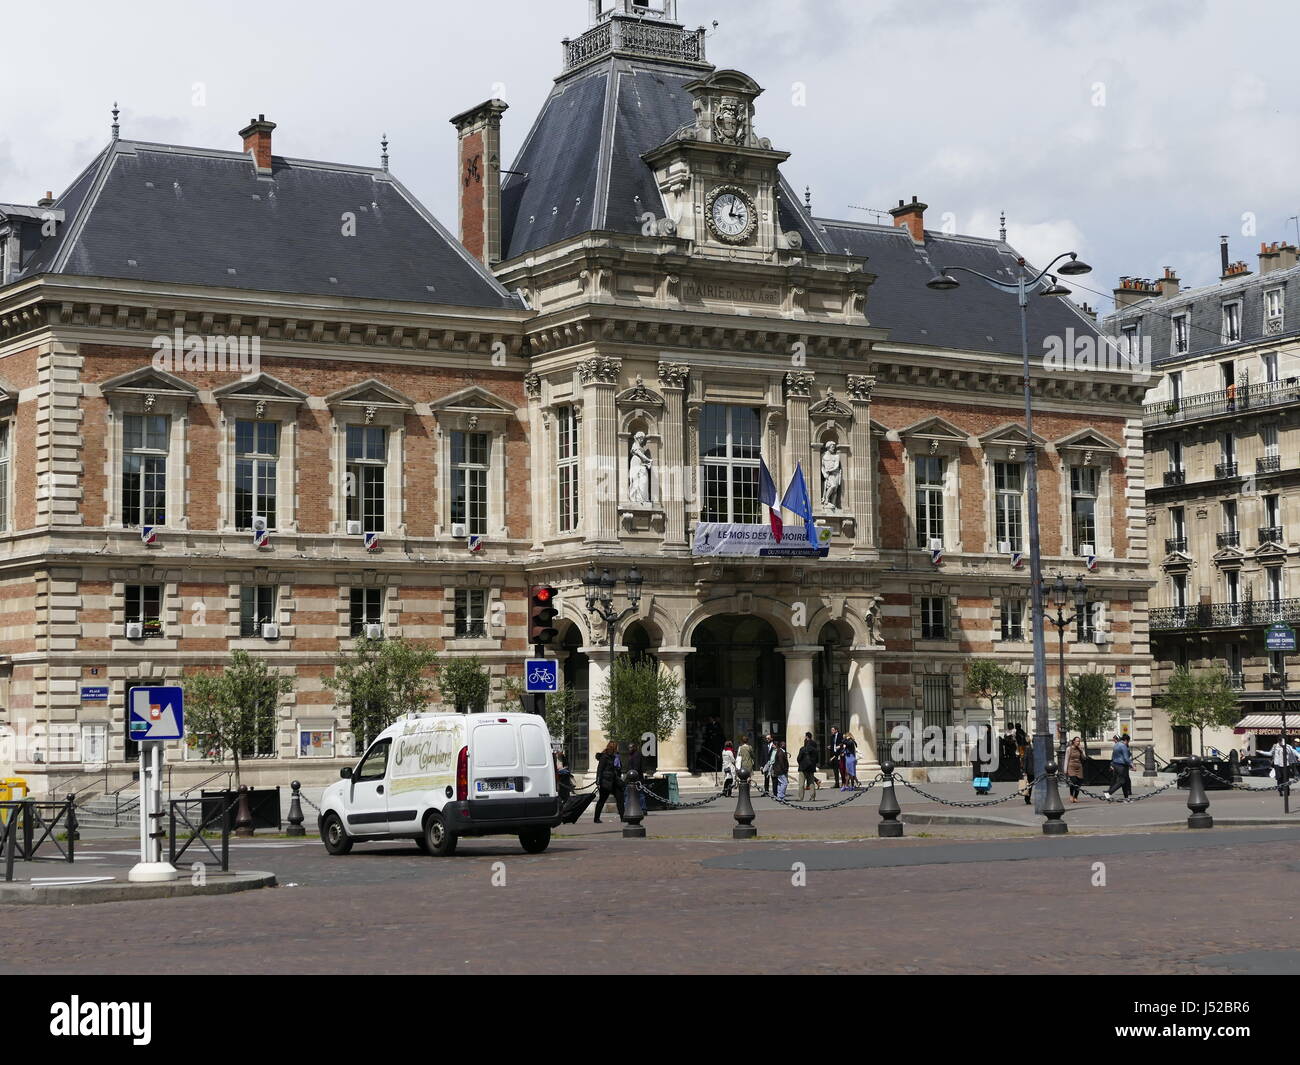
[
  {"left": 1267, "top": 624, "right": 1297, "bottom": 652},
  {"left": 127, "top": 686, "right": 184, "bottom": 741},
  {"left": 1115, "top": 681, "right": 1133, "bottom": 694},
  {"left": 81, "top": 686, "right": 109, "bottom": 701},
  {"left": 525, "top": 659, "right": 559, "bottom": 694}
]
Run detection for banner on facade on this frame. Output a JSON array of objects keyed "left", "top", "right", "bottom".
[{"left": 692, "top": 522, "right": 831, "bottom": 558}]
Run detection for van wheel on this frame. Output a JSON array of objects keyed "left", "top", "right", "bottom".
[
  {"left": 519, "top": 827, "right": 551, "bottom": 854},
  {"left": 321, "top": 813, "right": 352, "bottom": 856},
  {"left": 423, "top": 812, "right": 458, "bottom": 857}
]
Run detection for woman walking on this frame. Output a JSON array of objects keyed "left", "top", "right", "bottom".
[
  {"left": 593, "top": 740, "right": 624, "bottom": 824},
  {"left": 1064, "top": 736, "right": 1086, "bottom": 802},
  {"left": 722, "top": 740, "right": 737, "bottom": 797},
  {"left": 797, "top": 732, "right": 819, "bottom": 800},
  {"left": 843, "top": 732, "right": 859, "bottom": 789}
]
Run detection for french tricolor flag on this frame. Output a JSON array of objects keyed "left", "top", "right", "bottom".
[{"left": 759, "top": 458, "right": 783, "bottom": 543}]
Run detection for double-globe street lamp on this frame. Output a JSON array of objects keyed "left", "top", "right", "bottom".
[
  {"left": 1046, "top": 573, "right": 1089, "bottom": 766},
  {"left": 582, "top": 564, "right": 644, "bottom": 739},
  {"left": 926, "top": 251, "right": 1092, "bottom": 812}
]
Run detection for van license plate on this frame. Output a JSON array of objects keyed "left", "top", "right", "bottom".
[{"left": 477, "top": 779, "right": 517, "bottom": 793}]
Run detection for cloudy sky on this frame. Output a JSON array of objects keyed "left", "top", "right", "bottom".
[{"left": 4, "top": 0, "right": 1296, "bottom": 308}]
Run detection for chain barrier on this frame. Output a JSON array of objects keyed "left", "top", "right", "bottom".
[
  {"left": 1065, "top": 770, "right": 1185, "bottom": 803},
  {"left": 895, "top": 773, "right": 1042, "bottom": 808},
  {"left": 632, "top": 782, "right": 728, "bottom": 809},
  {"left": 1199, "top": 765, "right": 1286, "bottom": 793},
  {"left": 768, "top": 777, "right": 880, "bottom": 811},
  {"left": 298, "top": 790, "right": 322, "bottom": 814}
]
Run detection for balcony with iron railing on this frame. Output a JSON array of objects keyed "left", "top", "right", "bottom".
[
  {"left": 1162, "top": 470, "right": 1186, "bottom": 486},
  {"left": 1164, "top": 536, "right": 1188, "bottom": 554},
  {"left": 1227, "top": 673, "right": 1245, "bottom": 690},
  {"left": 1150, "top": 598, "right": 1300, "bottom": 631},
  {"left": 1216, "top": 530, "right": 1240, "bottom": 548},
  {"left": 1260, "top": 525, "right": 1285, "bottom": 544},
  {"left": 1144, "top": 377, "right": 1300, "bottom": 427},
  {"left": 1214, "top": 461, "right": 1239, "bottom": 480},
  {"left": 563, "top": 16, "right": 708, "bottom": 71},
  {"left": 1258, "top": 455, "right": 1282, "bottom": 474}
]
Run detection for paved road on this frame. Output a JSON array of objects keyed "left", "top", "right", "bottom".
[{"left": 4, "top": 821, "right": 1298, "bottom": 975}]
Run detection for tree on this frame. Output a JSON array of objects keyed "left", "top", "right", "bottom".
[
  {"left": 183, "top": 650, "right": 295, "bottom": 788},
  {"left": 1063, "top": 672, "right": 1118, "bottom": 756},
  {"left": 438, "top": 655, "right": 491, "bottom": 713},
  {"left": 597, "top": 655, "right": 689, "bottom": 757},
  {"left": 966, "top": 659, "right": 1016, "bottom": 726},
  {"left": 1164, "top": 667, "right": 1241, "bottom": 755},
  {"left": 324, "top": 636, "right": 440, "bottom": 752},
  {"left": 499, "top": 677, "right": 584, "bottom": 748}
]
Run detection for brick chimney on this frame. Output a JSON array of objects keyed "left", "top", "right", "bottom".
[
  {"left": 1157, "top": 266, "right": 1179, "bottom": 300},
  {"left": 450, "top": 99, "right": 509, "bottom": 266},
  {"left": 889, "top": 196, "right": 927, "bottom": 243},
  {"left": 1258, "top": 240, "right": 1299, "bottom": 275},
  {"left": 1113, "top": 276, "right": 1158, "bottom": 309},
  {"left": 239, "top": 114, "right": 276, "bottom": 173}
]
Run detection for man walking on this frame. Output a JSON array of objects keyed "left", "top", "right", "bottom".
[
  {"left": 1272, "top": 737, "right": 1298, "bottom": 793},
  {"left": 1103, "top": 733, "right": 1133, "bottom": 802},
  {"left": 828, "top": 725, "right": 844, "bottom": 788},
  {"left": 773, "top": 738, "right": 790, "bottom": 801},
  {"left": 760, "top": 732, "right": 775, "bottom": 797}
]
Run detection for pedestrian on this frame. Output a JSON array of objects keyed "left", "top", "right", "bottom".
[
  {"left": 722, "top": 740, "right": 737, "bottom": 797},
  {"left": 737, "top": 734, "right": 755, "bottom": 780},
  {"left": 1064, "top": 736, "right": 1085, "bottom": 803},
  {"left": 555, "top": 750, "right": 574, "bottom": 803},
  {"left": 1272, "top": 737, "right": 1298, "bottom": 792},
  {"left": 1021, "top": 740, "right": 1035, "bottom": 805},
  {"left": 773, "top": 738, "right": 790, "bottom": 801},
  {"left": 593, "top": 740, "right": 624, "bottom": 823},
  {"left": 760, "top": 732, "right": 775, "bottom": 797},
  {"left": 843, "top": 732, "right": 859, "bottom": 788},
  {"left": 797, "top": 732, "right": 819, "bottom": 800},
  {"left": 828, "top": 725, "right": 844, "bottom": 788},
  {"left": 1103, "top": 733, "right": 1133, "bottom": 802}
]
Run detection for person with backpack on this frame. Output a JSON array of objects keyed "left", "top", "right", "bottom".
[{"left": 797, "top": 732, "right": 819, "bottom": 800}]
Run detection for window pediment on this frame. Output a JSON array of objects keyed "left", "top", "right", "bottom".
[
  {"left": 1212, "top": 547, "right": 1245, "bottom": 566},
  {"left": 900, "top": 416, "right": 967, "bottom": 454},
  {"left": 0, "top": 376, "right": 16, "bottom": 408},
  {"left": 430, "top": 385, "right": 518, "bottom": 433},
  {"left": 615, "top": 375, "right": 665, "bottom": 410},
  {"left": 1055, "top": 427, "right": 1121, "bottom": 461},
  {"left": 327, "top": 379, "right": 415, "bottom": 412},
  {"left": 808, "top": 388, "right": 854, "bottom": 423},
  {"left": 214, "top": 373, "right": 308, "bottom": 407},
  {"left": 100, "top": 366, "right": 198, "bottom": 402}
]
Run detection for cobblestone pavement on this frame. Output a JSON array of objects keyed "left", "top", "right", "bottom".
[{"left": 3, "top": 821, "right": 1297, "bottom": 975}]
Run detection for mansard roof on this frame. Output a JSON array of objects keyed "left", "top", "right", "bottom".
[{"left": 11, "top": 139, "right": 522, "bottom": 311}]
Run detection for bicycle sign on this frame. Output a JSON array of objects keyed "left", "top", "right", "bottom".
[{"left": 525, "top": 659, "right": 559, "bottom": 694}]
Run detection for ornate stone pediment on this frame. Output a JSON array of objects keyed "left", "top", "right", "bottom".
[
  {"left": 99, "top": 365, "right": 198, "bottom": 400},
  {"left": 1212, "top": 547, "right": 1245, "bottom": 566},
  {"left": 1055, "top": 427, "right": 1121, "bottom": 459},
  {"left": 0, "top": 376, "right": 17, "bottom": 406},
  {"left": 430, "top": 384, "right": 517, "bottom": 416},
  {"left": 900, "top": 415, "right": 967, "bottom": 447},
  {"left": 213, "top": 372, "right": 308, "bottom": 406},
  {"left": 979, "top": 422, "right": 1046, "bottom": 450},
  {"left": 326, "top": 379, "right": 414, "bottom": 411},
  {"left": 616, "top": 374, "right": 664, "bottom": 410}
]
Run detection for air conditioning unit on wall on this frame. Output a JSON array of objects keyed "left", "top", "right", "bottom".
[
  {"left": 125, "top": 622, "right": 144, "bottom": 639},
  {"left": 261, "top": 623, "right": 280, "bottom": 640},
  {"left": 450, "top": 523, "right": 468, "bottom": 538},
  {"left": 346, "top": 520, "right": 363, "bottom": 535},
  {"left": 364, "top": 623, "right": 383, "bottom": 640}
]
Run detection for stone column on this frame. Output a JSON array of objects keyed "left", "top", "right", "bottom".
[
  {"left": 582, "top": 645, "right": 613, "bottom": 774},
  {"left": 847, "top": 647, "right": 880, "bottom": 771},
  {"left": 579, "top": 356, "right": 622, "bottom": 549},
  {"left": 846, "top": 374, "right": 876, "bottom": 556},
  {"left": 655, "top": 647, "right": 691, "bottom": 773},
  {"left": 781, "top": 646, "right": 819, "bottom": 745},
  {"left": 658, "top": 363, "right": 690, "bottom": 553},
  {"left": 785, "top": 372, "right": 815, "bottom": 493}
]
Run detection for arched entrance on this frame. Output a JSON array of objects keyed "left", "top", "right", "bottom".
[
  {"left": 813, "top": 621, "right": 853, "bottom": 769},
  {"left": 556, "top": 621, "right": 588, "bottom": 770},
  {"left": 686, "top": 615, "right": 784, "bottom": 773}
]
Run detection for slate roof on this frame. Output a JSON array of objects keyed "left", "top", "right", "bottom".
[
  {"left": 9, "top": 139, "right": 522, "bottom": 310},
  {"left": 1102, "top": 263, "right": 1300, "bottom": 367}
]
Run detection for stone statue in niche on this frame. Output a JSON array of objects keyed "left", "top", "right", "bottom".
[
  {"left": 628, "top": 431, "right": 653, "bottom": 505},
  {"left": 820, "top": 440, "right": 844, "bottom": 511}
]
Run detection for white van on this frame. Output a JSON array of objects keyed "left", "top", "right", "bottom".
[{"left": 317, "top": 713, "right": 562, "bottom": 857}]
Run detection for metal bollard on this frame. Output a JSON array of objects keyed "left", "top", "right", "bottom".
[
  {"left": 877, "top": 761, "right": 903, "bottom": 837},
  {"left": 1228, "top": 749, "right": 1242, "bottom": 783},
  {"left": 286, "top": 780, "right": 306, "bottom": 837},
  {"left": 622, "top": 771, "right": 646, "bottom": 839},
  {"left": 1185, "top": 756, "right": 1213, "bottom": 829},
  {"left": 66, "top": 793, "right": 80, "bottom": 843},
  {"left": 1143, "top": 745, "right": 1158, "bottom": 778},
  {"left": 1040, "top": 764, "right": 1068, "bottom": 835},
  {"left": 732, "top": 768, "right": 757, "bottom": 840},
  {"left": 235, "top": 785, "right": 254, "bottom": 838}
]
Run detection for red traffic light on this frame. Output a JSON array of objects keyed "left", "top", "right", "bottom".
[
  {"left": 529, "top": 585, "right": 560, "bottom": 645},
  {"left": 534, "top": 587, "right": 553, "bottom": 603}
]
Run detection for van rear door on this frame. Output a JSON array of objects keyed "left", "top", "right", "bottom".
[{"left": 470, "top": 720, "right": 523, "bottom": 798}]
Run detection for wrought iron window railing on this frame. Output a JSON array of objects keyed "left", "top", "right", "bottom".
[
  {"left": 1150, "top": 598, "right": 1300, "bottom": 630},
  {"left": 1144, "top": 377, "right": 1300, "bottom": 427},
  {"left": 1260, "top": 526, "right": 1284, "bottom": 544}
]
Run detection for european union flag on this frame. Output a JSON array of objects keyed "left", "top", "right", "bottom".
[{"left": 780, "top": 462, "right": 817, "bottom": 532}]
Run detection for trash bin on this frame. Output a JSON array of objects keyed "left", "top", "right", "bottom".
[{"left": 0, "top": 777, "right": 28, "bottom": 825}]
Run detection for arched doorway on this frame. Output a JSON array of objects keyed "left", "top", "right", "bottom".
[
  {"left": 814, "top": 621, "right": 853, "bottom": 770},
  {"left": 686, "top": 615, "right": 784, "bottom": 773}
]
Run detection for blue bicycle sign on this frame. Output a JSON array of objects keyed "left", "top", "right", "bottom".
[{"left": 525, "top": 659, "right": 559, "bottom": 694}]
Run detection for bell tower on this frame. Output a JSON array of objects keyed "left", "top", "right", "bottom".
[{"left": 588, "top": 0, "right": 681, "bottom": 23}]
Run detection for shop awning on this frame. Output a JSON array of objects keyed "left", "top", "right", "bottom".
[{"left": 1234, "top": 713, "right": 1300, "bottom": 733}]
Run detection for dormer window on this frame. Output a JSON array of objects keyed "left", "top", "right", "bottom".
[
  {"left": 1172, "top": 314, "right": 1189, "bottom": 355},
  {"left": 1222, "top": 300, "right": 1242, "bottom": 344},
  {"left": 1266, "top": 288, "right": 1284, "bottom": 333}
]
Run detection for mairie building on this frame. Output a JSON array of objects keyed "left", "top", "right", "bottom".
[{"left": 0, "top": 0, "right": 1152, "bottom": 794}]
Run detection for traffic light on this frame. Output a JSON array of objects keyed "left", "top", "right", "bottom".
[{"left": 529, "top": 585, "right": 559, "bottom": 646}]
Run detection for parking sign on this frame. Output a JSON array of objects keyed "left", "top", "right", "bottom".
[{"left": 525, "top": 659, "right": 559, "bottom": 694}]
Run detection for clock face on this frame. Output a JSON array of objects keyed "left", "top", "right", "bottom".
[{"left": 708, "top": 187, "right": 755, "bottom": 243}]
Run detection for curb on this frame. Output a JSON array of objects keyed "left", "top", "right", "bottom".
[
  {"left": 0, "top": 870, "right": 276, "bottom": 905},
  {"left": 904, "top": 811, "right": 1299, "bottom": 829}
]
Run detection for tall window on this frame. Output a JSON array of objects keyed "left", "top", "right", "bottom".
[
  {"left": 1263, "top": 351, "right": 1279, "bottom": 383},
  {"left": 1267, "top": 566, "right": 1283, "bottom": 604},
  {"left": 1000, "top": 599, "right": 1025, "bottom": 641},
  {"left": 700, "top": 405, "right": 760, "bottom": 524},
  {"left": 1075, "top": 602, "right": 1100, "bottom": 643},
  {"left": 1220, "top": 432, "right": 1235, "bottom": 466},
  {"left": 1222, "top": 302, "right": 1242, "bottom": 343},
  {"left": 345, "top": 425, "right": 386, "bottom": 533},
  {"left": 915, "top": 456, "right": 945, "bottom": 548},
  {"left": 1120, "top": 324, "right": 1139, "bottom": 359},
  {"left": 1070, "top": 466, "right": 1098, "bottom": 554},
  {"left": 349, "top": 588, "right": 383, "bottom": 636},
  {"left": 1172, "top": 318, "right": 1189, "bottom": 356},
  {"left": 1170, "top": 440, "right": 1183, "bottom": 473},
  {"left": 994, "top": 461, "right": 1023, "bottom": 552},
  {"left": 1222, "top": 500, "right": 1238, "bottom": 535},
  {"left": 236, "top": 687, "right": 277, "bottom": 759},
  {"left": 122, "top": 414, "right": 168, "bottom": 526},
  {"left": 454, "top": 589, "right": 487, "bottom": 637},
  {"left": 0, "top": 421, "right": 8, "bottom": 532},
  {"left": 125, "top": 585, "right": 164, "bottom": 638},
  {"left": 1172, "top": 573, "right": 1187, "bottom": 610},
  {"left": 240, "top": 585, "right": 277, "bottom": 638},
  {"left": 235, "top": 420, "right": 278, "bottom": 530},
  {"left": 920, "top": 596, "right": 947, "bottom": 640},
  {"left": 450, "top": 431, "right": 489, "bottom": 535},
  {"left": 556, "top": 405, "right": 579, "bottom": 533},
  {"left": 1170, "top": 506, "right": 1186, "bottom": 543},
  {"left": 921, "top": 675, "right": 954, "bottom": 732}
]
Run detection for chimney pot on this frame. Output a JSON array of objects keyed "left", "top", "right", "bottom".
[{"left": 238, "top": 115, "right": 277, "bottom": 172}]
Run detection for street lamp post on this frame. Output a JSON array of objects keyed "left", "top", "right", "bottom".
[
  {"left": 927, "top": 251, "right": 1092, "bottom": 812},
  {"left": 582, "top": 563, "right": 644, "bottom": 748},
  {"left": 1046, "top": 574, "right": 1088, "bottom": 764}
]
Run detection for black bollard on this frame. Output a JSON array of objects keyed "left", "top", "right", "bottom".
[
  {"left": 1143, "top": 745, "right": 1158, "bottom": 778},
  {"left": 1185, "top": 756, "right": 1213, "bottom": 829},
  {"left": 1040, "top": 763, "right": 1068, "bottom": 835},
  {"left": 286, "top": 780, "right": 306, "bottom": 837},
  {"left": 1228, "top": 749, "right": 1242, "bottom": 783},
  {"left": 732, "top": 768, "right": 757, "bottom": 840},
  {"left": 235, "top": 785, "right": 255, "bottom": 838},
  {"left": 877, "top": 761, "right": 903, "bottom": 837},
  {"left": 622, "top": 771, "right": 646, "bottom": 839},
  {"left": 66, "top": 793, "right": 80, "bottom": 842}
]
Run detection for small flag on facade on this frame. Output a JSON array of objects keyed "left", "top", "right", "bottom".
[
  {"left": 252, "top": 516, "right": 269, "bottom": 548},
  {"left": 1010, "top": 550, "right": 1024, "bottom": 569},
  {"left": 364, "top": 531, "right": 380, "bottom": 552},
  {"left": 930, "top": 544, "right": 943, "bottom": 566},
  {"left": 468, "top": 535, "right": 484, "bottom": 553},
  {"left": 759, "top": 457, "right": 783, "bottom": 543},
  {"left": 140, "top": 526, "right": 157, "bottom": 545},
  {"left": 1085, "top": 554, "right": 1098, "bottom": 572}
]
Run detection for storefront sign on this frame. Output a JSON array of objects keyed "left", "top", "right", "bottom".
[{"left": 692, "top": 522, "right": 830, "bottom": 558}]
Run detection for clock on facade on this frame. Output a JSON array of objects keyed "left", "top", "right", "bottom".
[{"left": 706, "top": 185, "right": 757, "bottom": 244}]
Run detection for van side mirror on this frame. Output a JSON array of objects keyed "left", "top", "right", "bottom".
[{"left": 339, "top": 767, "right": 352, "bottom": 779}]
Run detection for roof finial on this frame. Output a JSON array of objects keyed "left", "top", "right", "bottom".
[
  {"left": 804, "top": 185, "right": 812, "bottom": 210},
  {"left": 999, "top": 210, "right": 1006, "bottom": 242},
  {"left": 380, "top": 132, "right": 389, "bottom": 171},
  {"left": 111, "top": 101, "right": 120, "bottom": 140}
]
